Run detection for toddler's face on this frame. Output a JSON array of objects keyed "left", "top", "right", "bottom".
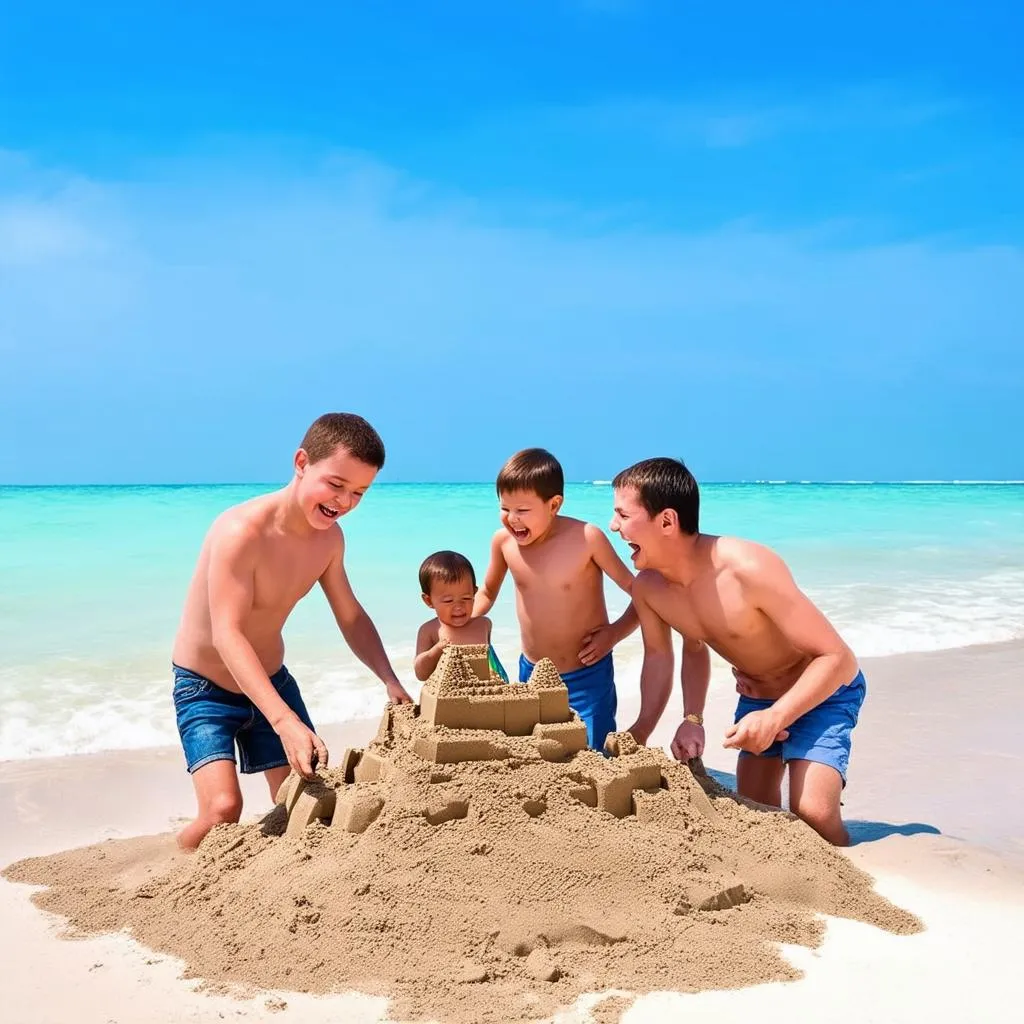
[
  {"left": 499, "top": 490, "right": 560, "bottom": 546},
  {"left": 424, "top": 575, "right": 476, "bottom": 628}
]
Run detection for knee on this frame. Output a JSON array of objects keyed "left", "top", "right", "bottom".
[
  {"left": 791, "top": 795, "right": 847, "bottom": 845},
  {"left": 205, "top": 791, "right": 243, "bottom": 824}
]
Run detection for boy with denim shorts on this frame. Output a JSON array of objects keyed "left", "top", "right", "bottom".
[
  {"left": 171, "top": 413, "right": 411, "bottom": 850},
  {"left": 472, "top": 448, "right": 637, "bottom": 751}
]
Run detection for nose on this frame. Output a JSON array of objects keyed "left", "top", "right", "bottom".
[{"left": 609, "top": 514, "right": 619, "bottom": 532}]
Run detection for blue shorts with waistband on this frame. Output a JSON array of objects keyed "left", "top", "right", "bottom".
[
  {"left": 519, "top": 652, "right": 617, "bottom": 752},
  {"left": 734, "top": 671, "right": 867, "bottom": 785},
  {"left": 172, "top": 663, "right": 315, "bottom": 774}
]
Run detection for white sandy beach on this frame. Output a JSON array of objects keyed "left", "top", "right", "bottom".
[{"left": 2, "top": 640, "right": 1023, "bottom": 1023}]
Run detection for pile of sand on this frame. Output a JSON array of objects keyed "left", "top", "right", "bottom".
[{"left": 5, "top": 650, "right": 921, "bottom": 1023}]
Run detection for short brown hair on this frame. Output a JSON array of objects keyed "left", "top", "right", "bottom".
[
  {"left": 496, "top": 448, "right": 564, "bottom": 501},
  {"left": 419, "top": 551, "right": 476, "bottom": 595},
  {"left": 613, "top": 457, "right": 700, "bottom": 535},
  {"left": 300, "top": 413, "right": 385, "bottom": 468}
]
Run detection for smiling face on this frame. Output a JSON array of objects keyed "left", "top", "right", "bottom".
[
  {"left": 499, "top": 489, "right": 562, "bottom": 546},
  {"left": 610, "top": 485, "right": 671, "bottom": 571},
  {"left": 422, "top": 575, "right": 477, "bottom": 629},
  {"left": 294, "top": 444, "right": 379, "bottom": 530}
]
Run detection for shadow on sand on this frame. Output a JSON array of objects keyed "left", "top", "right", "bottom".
[{"left": 702, "top": 767, "right": 941, "bottom": 846}]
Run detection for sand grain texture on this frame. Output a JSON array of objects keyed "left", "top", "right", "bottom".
[{"left": 5, "top": 649, "right": 921, "bottom": 1023}]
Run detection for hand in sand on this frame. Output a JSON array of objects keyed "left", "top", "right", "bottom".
[
  {"left": 670, "top": 721, "right": 705, "bottom": 762},
  {"left": 277, "top": 716, "right": 329, "bottom": 780},
  {"left": 624, "top": 721, "right": 651, "bottom": 746},
  {"left": 578, "top": 624, "right": 615, "bottom": 667},
  {"left": 723, "top": 709, "right": 789, "bottom": 755},
  {"left": 386, "top": 678, "right": 414, "bottom": 704}
]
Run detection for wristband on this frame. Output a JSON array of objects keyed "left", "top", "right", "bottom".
[{"left": 683, "top": 713, "right": 704, "bottom": 726}]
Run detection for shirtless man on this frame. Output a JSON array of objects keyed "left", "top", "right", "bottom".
[
  {"left": 171, "top": 412, "right": 411, "bottom": 850},
  {"left": 610, "top": 458, "right": 864, "bottom": 845},
  {"left": 473, "top": 448, "right": 637, "bottom": 750}
]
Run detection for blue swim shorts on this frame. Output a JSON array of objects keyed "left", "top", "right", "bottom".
[
  {"left": 519, "top": 652, "right": 617, "bottom": 752},
  {"left": 734, "top": 671, "right": 867, "bottom": 785},
  {"left": 172, "top": 663, "right": 315, "bottom": 774}
]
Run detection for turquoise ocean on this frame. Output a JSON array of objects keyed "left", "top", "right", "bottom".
[{"left": 2, "top": 482, "right": 1022, "bottom": 762}]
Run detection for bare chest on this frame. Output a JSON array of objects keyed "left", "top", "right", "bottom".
[
  {"left": 650, "top": 573, "right": 762, "bottom": 645},
  {"left": 251, "top": 537, "right": 332, "bottom": 612},
  {"left": 507, "top": 540, "right": 594, "bottom": 596}
]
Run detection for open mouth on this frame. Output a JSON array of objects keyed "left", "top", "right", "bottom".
[
  {"left": 318, "top": 503, "right": 341, "bottom": 520},
  {"left": 627, "top": 542, "right": 640, "bottom": 561},
  {"left": 509, "top": 526, "right": 530, "bottom": 541}
]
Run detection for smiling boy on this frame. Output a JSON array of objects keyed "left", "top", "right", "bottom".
[
  {"left": 171, "top": 412, "right": 412, "bottom": 850},
  {"left": 472, "top": 448, "right": 637, "bottom": 750},
  {"left": 610, "top": 457, "right": 864, "bottom": 845}
]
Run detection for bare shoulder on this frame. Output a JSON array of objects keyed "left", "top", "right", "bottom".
[
  {"left": 417, "top": 617, "right": 440, "bottom": 637},
  {"left": 582, "top": 520, "right": 610, "bottom": 546},
  {"left": 552, "top": 515, "right": 588, "bottom": 545},
  {"left": 631, "top": 569, "right": 665, "bottom": 602},
  {"left": 715, "top": 535, "right": 790, "bottom": 584}
]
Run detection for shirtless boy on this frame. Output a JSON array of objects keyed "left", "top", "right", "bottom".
[
  {"left": 611, "top": 457, "right": 864, "bottom": 846},
  {"left": 473, "top": 448, "right": 637, "bottom": 750},
  {"left": 413, "top": 550, "right": 508, "bottom": 682},
  {"left": 171, "top": 413, "right": 412, "bottom": 850}
]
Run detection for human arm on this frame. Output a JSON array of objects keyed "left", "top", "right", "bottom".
[
  {"left": 208, "top": 523, "right": 326, "bottom": 779},
  {"left": 319, "top": 532, "right": 412, "bottom": 704},
  {"left": 472, "top": 532, "right": 509, "bottom": 617},
  {"left": 670, "top": 637, "right": 710, "bottom": 761},
  {"left": 413, "top": 621, "right": 448, "bottom": 682},
  {"left": 623, "top": 577, "right": 674, "bottom": 745},
  {"left": 723, "top": 545, "right": 858, "bottom": 754},
  {"left": 578, "top": 525, "right": 640, "bottom": 664}
]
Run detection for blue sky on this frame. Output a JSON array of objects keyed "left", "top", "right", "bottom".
[{"left": 1, "top": 1, "right": 1022, "bottom": 483}]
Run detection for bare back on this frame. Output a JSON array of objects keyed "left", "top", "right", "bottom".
[
  {"left": 172, "top": 493, "right": 340, "bottom": 691},
  {"left": 499, "top": 517, "right": 613, "bottom": 673},
  {"left": 638, "top": 535, "right": 832, "bottom": 699}
]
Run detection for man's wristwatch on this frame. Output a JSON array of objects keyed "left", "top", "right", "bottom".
[{"left": 683, "top": 713, "right": 704, "bottom": 726}]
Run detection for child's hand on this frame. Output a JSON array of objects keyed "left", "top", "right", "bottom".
[
  {"left": 723, "top": 710, "right": 789, "bottom": 754},
  {"left": 277, "top": 717, "right": 329, "bottom": 780},
  {"left": 578, "top": 624, "right": 616, "bottom": 667}
]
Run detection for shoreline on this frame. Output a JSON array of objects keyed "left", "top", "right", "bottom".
[{"left": 3, "top": 638, "right": 1022, "bottom": 861}]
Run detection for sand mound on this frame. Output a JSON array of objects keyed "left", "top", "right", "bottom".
[{"left": 5, "top": 648, "right": 921, "bottom": 1023}]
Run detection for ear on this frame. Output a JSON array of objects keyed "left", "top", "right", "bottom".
[
  {"left": 660, "top": 508, "right": 679, "bottom": 532},
  {"left": 421, "top": 593, "right": 434, "bottom": 610},
  {"left": 551, "top": 495, "right": 564, "bottom": 515},
  {"left": 294, "top": 448, "right": 309, "bottom": 476}
]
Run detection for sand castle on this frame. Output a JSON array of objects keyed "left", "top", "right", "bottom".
[
  {"left": 276, "top": 644, "right": 705, "bottom": 837},
  {"left": 7, "top": 645, "right": 921, "bottom": 1024}
]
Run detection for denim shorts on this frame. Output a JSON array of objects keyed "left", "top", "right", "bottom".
[
  {"left": 172, "top": 663, "right": 315, "bottom": 774},
  {"left": 734, "top": 671, "right": 867, "bottom": 785}
]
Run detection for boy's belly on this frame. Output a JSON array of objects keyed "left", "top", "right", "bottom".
[{"left": 519, "top": 603, "right": 610, "bottom": 675}]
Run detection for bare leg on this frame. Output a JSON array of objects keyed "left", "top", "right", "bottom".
[
  {"left": 736, "top": 754, "right": 785, "bottom": 807},
  {"left": 787, "top": 759, "right": 849, "bottom": 846},
  {"left": 177, "top": 759, "right": 243, "bottom": 851},
  {"left": 264, "top": 765, "right": 292, "bottom": 803}
]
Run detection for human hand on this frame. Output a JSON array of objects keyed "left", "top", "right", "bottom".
[
  {"left": 670, "top": 721, "right": 705, "bottom": 762},
  {"left": 385, "top": 678, "right": 414, "bottom": 704},
  {"left": 578, "top": 624, "right": 615, "bottom": 667},
  {"left": 624, "top": 720, "right": 651, "bottom": 746},
  {"left": 277, "top": 716, "right": 329, "bottom": 780},
  {"left": 723, "top": 709, "right": 789, "bottom": 755}
]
